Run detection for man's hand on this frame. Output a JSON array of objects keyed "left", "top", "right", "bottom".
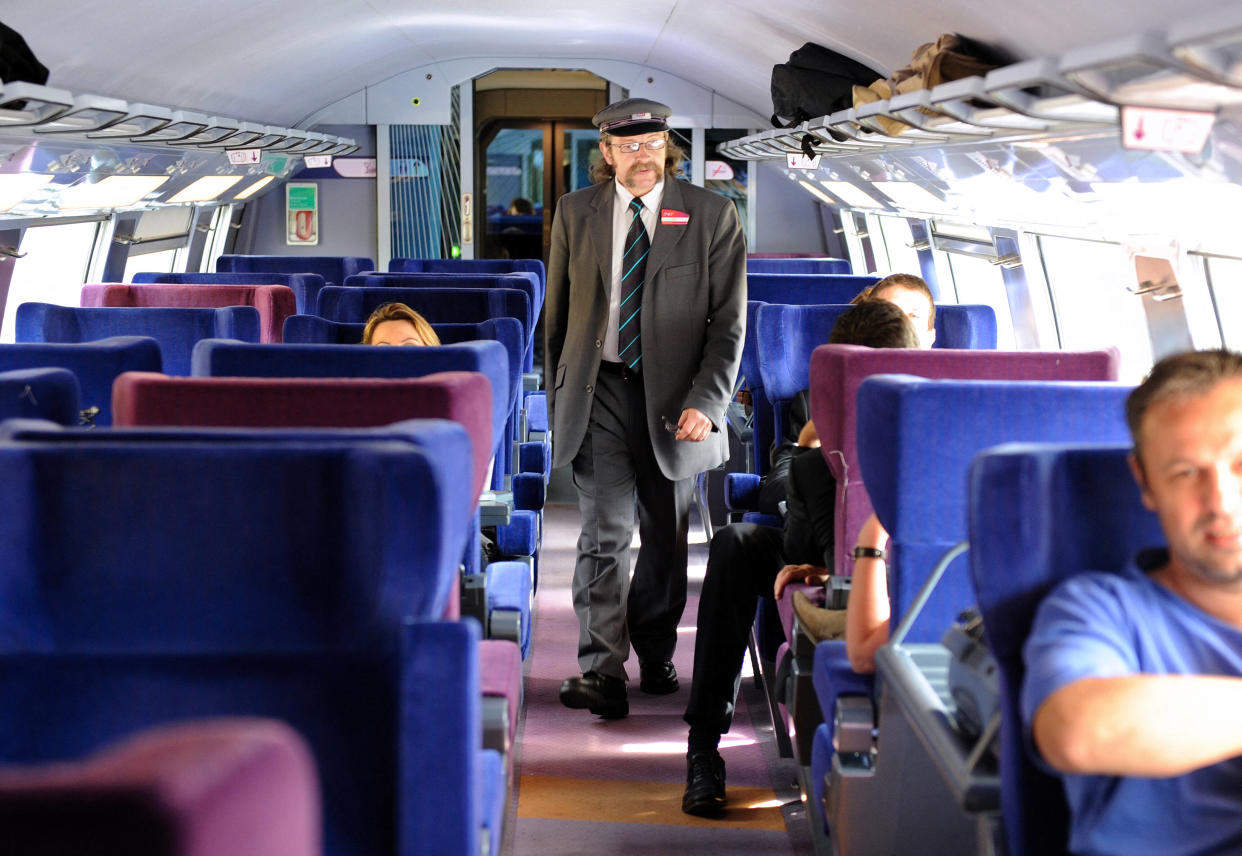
[
  {"left": 675, "top": 408, "right": 714, "bottom": 442},
  {"left": 774, "top": 563, "right": 829, "bottom": 600}
]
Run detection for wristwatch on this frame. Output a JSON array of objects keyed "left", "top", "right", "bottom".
[{"left": 851, "top": 546, "right": 887, "bottom": 561}]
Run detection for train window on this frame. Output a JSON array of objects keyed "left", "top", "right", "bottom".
[
  {"left": 870, "top": 215, "right": 923, "bottom": 275},
  {"left": 841, "top": 212, "right": 867, "bottom": 273},
  {"left": 936, "top": 251, "right": 1017, "bottom": 348},
  {"left": 1, "top": 221, "right": 100, "bottom": 343},
  {"left": 1203, "top": 256, "right": 1242, "bottom": 351},
  {"left": 1037, "top": 234, "right": 1153, "bottom": 382},
  {"left": 123, "top": 248, "right": 179, "bottom": 282},
  {"left": 201, "top": 205, "right": 234, "bottom": 273},
  {"left": 704, "top": 129, "right": 749, "bottom": 226}
]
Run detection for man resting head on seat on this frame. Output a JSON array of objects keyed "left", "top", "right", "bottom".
[
  {"left": 361, "top": 302, "right": 441, "bottom": 347},
  {"left": 1025, "top": 348, "right": 1242, "bottom": 856},
  {"left": 853, "top": 273, "right": 936, "bottom": 350}
]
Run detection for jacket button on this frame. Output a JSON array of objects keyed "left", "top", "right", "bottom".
[
  {"left": 586, "top": 384, "right": 594, "bottom": 394},
  {"left": 594, "top": 339, "right": 602, "bottom": 348}
]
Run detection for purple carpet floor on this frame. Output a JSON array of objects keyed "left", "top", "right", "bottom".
[{"left": 502, "top": 500, "right": 814, "bottom": 855}]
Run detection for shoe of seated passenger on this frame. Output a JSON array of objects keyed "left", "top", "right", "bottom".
[
  {"left": 682, "top": 749, "right": 726, "bottom": 816},
  {"left": 559, "top": 671, "right": 628, "bottom": 718}
]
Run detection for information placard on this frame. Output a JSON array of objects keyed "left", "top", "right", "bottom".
[{"left": 286, "top": 182, "right": 318, "bottom": 246}]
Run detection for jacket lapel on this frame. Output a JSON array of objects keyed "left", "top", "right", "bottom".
[
  {"left": 586, "top": 183, "right": 613, "bottom": 300},
  {"left": 645, "top": 178, "right": 689, "bottom": 284}
]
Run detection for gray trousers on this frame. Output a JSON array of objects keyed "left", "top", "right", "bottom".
[{"left": 570, "top": 369, "right": 692, "bottom": 681}]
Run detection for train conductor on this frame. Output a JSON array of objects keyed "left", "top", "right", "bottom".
[{"left": 545, "top": 97, "right": 747, "bottom": 719}]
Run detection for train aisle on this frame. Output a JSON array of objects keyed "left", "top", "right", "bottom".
[{"left": 504, "top": 500, "right": 813, "bottom": 855}]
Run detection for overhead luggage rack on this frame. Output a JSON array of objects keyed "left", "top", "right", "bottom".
[
  {"left": 0, "top": 79, "right": 359, "bottom": 157},
  {"left": 719, "top": 10, "right": 1242, "bottom": 165}
]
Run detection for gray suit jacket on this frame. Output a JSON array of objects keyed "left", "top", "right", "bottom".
[{"left": 545, "top": 177, "right": 747, "bottom": 481}]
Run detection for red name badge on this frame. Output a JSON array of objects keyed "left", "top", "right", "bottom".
[{"left": 660, "top": 208, "right": 689, "bottom": 225}]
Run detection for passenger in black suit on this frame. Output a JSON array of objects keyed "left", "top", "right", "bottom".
[{"left": 681, "top": 298, "right": 921, "bottom": 817}]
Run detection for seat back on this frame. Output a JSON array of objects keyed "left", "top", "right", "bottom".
[
  {"left": 969, "top": 444, "right": 1162, "bottom": 856},
  {"left": 386, "top": 258, "right": 546, "bottom": 302},
  {"left": 191, "top": 339, "right": 510, "bottom": 479},
  {"left": 0, "top": 718, "right": 320, "bottom": 856},
  {"left": 16, "top": 304, "right": 259, "bottom": 377},
  {"left": 746, "top": 257, "right": 851, "bottom": 275},
  {"left": 82, "top": 283, "right": 296, "bottom": 344},
  {"left": 745, "top": 273, "right": 879, "bottom": 305},
  {"left": 755, "top": 303, "right": 1002, "bottom": 458},
  {"left": 0, "top": 337, "right": 161, "bottom": 426},
  {"left": 0, "top": 368, "right": 79, "bottom": 425},
  {"left": 216, "top": 255, "right": 374, "bottom": 289},
  {"left": 132, "top": 271, "right": 326, "bottom": 316},
  {"left": 808, "top": 345, "right": 1120, "bottom": 575},
  {"left": 858, "top": 376, "right": 1132, "bottom": 643},
  {"left": 112, "top": 371, "right": 492, "bottom": 508},
  {"left": 0, "top": 434, "right": 479, "bottom": 856},
  {"left": 342, "top": 274, "right": 538, "bottom": 372}
]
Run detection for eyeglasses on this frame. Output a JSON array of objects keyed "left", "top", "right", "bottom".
[{"left": 609, "top": 138, "right": 667, "bottom": 154}]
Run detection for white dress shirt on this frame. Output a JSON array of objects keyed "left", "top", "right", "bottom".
[{"left": 603, "top": 179, "right": 663, "bottom": 362}]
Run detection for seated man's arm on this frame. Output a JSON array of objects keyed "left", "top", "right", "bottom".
[
  {"left": 1025, "top": 571, "right": 1242, "bottom": 777},
  {"left": 845, "top": 513, "right": 890, "bottom": 674},
  {"left": 1033, "top": 674, "right": 1242, "bottom": 777}
]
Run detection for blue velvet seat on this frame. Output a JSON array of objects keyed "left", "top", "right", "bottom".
[
  {"left": 0, "top": 337, "right": 162, "bottom": 427},
  {"left": 968, "top": 444, "right": 1161, "bottom": 856},
  {"left": 745, "top": 273, "right": 879, "bottom": 304},
  {"left": 341, "top": 275, "right": 539, "bottom": 373},
  {"left": 0, "top": 368, "right": 80, "bottom": 425},
  {"left": 16, "top": 304, "right": 258, "bottom": 377},
  {"left": 806, "top": 376, "right": 1133, "bottom": 849},
  {"left": 215, "top": 255, "right": 374, "bottom": 291},
  {"left": 0, "top": 429, "right": 495, "bottom": 856},
  {"left": 746, "top": 257, "right": 852, "bottom": 275}
]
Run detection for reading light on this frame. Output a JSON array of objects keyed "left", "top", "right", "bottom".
[
  {"left": 167, "top": 175, "right": 244, "bottom": 204},
  {"left": 233, "top": 175, "right": 275, "bottom": 200},
  {"left": 797, "top": 180, "right": 837, "bottom": 206},
  {"left": 57, "top": 175, "right": 169, "bottom": 209},
  {"left": 0, "top": 174, "right": 54, "bottom": 212},
  {"left": 818, "top": 180, "right": 886, "bottom": 209}
]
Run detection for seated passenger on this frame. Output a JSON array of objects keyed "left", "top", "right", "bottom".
[
  {"left": 1024, "top": 349, "right": 1242, "bottom": 856},
  {"left": 753, "top": 272, "right": 938, "bottom": 517},
  {"left": 681, "top": 298, "right": 920, "bottom": 817},
  {"left": 851, "top": 272, "right": 937, "bottom": 350},
  {"left": 361, "top": 302, "right": 441, "bottom": 347},
  {"left": 507, "top": 197, "right": 535, "bottom": 216}
]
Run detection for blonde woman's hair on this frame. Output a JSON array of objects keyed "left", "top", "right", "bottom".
[{"left": 361, "top": 302, "right": 441, "bottom": 346}]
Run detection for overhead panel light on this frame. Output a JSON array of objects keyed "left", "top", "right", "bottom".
[
  {"left": 233, "top": 175, "right": 276, "bottom": 200},
  {"left": 871, "top": 181, "right": 953, "bottom": 213},
  {"left": 797, "top": 180, "right": 838, "bottom": 207},
  {"left": 167, "top": 175, "right": 244, "bottom": 204},
  {"left": 0, "top": 173, "right": 54, "bottom": 212},
  {"left": 818, "top": 180, "right": 886, "bottom": 209},
  {"left": 58, "top": 175, "right": 169, "bottom": 209}
]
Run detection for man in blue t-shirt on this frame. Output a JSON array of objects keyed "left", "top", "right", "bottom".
[{"left": 1024, "top": 349, "right": 1242, "bottom": 856}]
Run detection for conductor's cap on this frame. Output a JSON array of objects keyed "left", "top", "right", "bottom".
[{"left": 593, "top": 98, "right": 671, "bottom": 136}]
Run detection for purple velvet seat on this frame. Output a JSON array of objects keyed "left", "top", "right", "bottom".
[
  {"left": 111, "top": 371, "right": 493, "bottom": 509},
  {"left": 808, "top": 344, "right": 1120, "bottom": 577},
  {"left": 82, "top": 283, "right": 297, "bottom": 343},
  {"left": 0, "top": 718, "right": 319, "bottom": 856}
]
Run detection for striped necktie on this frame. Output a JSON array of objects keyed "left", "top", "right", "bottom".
[{"left": 618, "top": 197, "right": 650, "bottom": 371}]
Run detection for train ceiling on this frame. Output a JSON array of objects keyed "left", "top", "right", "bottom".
[{"left": 4, "top": 0, "right": 1241, "bottom": 129}]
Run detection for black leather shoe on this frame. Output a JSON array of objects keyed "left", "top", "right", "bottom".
[
  {"left": 639, "top": 659, "right": 679, "bottom": 694},
  {"left": 559, "top": 671, "right": 628, "bottom": 718},
  {"left": 682, "top": 749, "right": 726, "bottom": 816}
]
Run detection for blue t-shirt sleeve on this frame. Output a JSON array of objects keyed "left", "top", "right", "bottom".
[{"left": 1021, "top": 573, "right": 1142, "bottom": 752}]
